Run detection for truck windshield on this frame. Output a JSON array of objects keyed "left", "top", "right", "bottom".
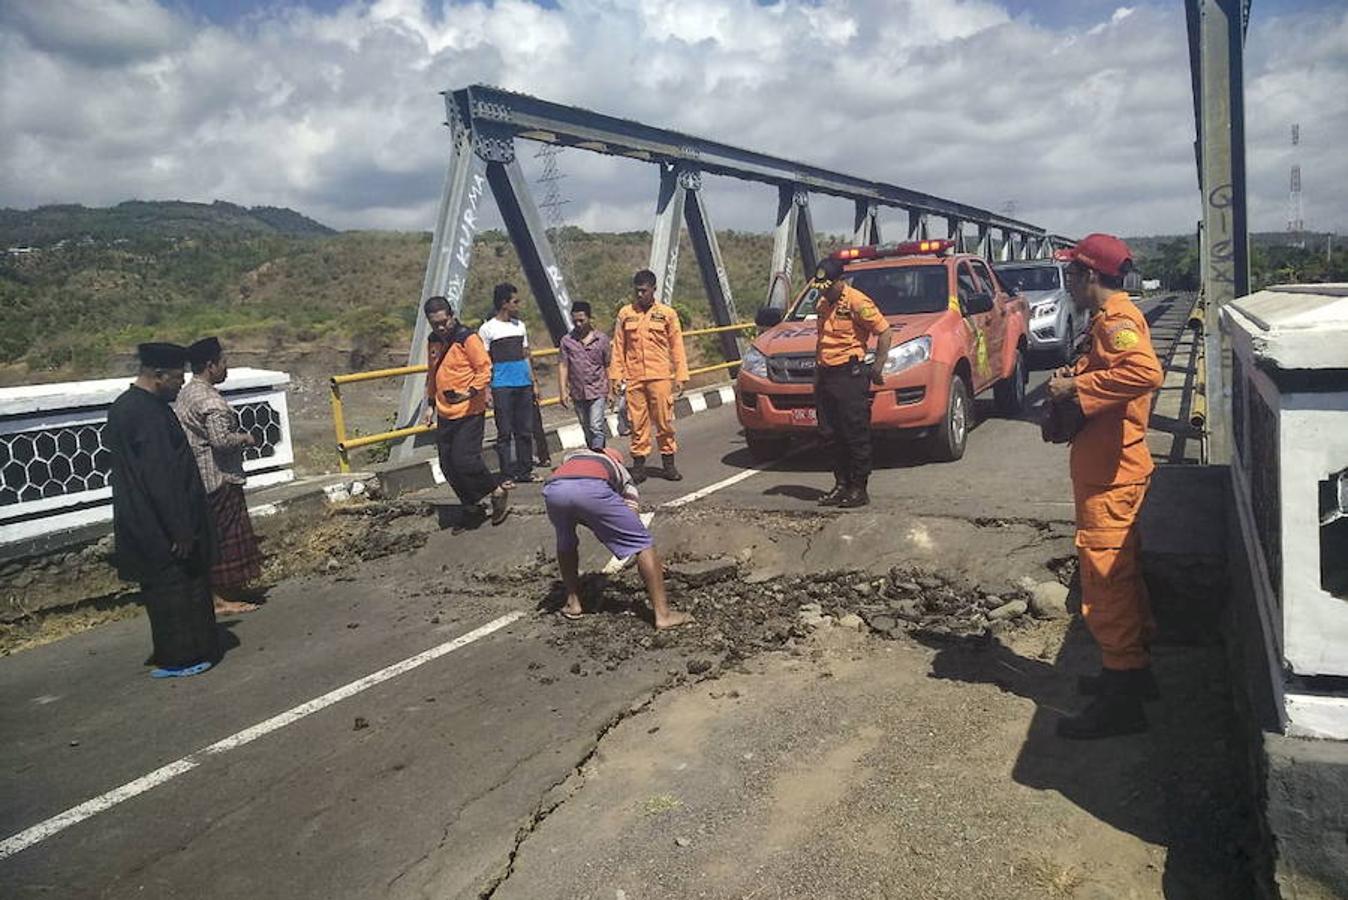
[
  {"left": 788, "top": 265, "right": 949, "bottom": 320},
  {"left": 996, "top": 266, "right": 1060, "bottom": 292}
]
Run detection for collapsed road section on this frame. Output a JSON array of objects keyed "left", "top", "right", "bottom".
[{"left": 1, "top": 482, "right": 1258, "bottom": 899}]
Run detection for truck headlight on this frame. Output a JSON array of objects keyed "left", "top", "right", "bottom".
[
  {"left": 1032, "top": 300, "right": 1059, "bottom": 319},
  {"left": 882, "top": 336, "right": 932, "bottom": 375},
  {"left": 742, "top": 346, "right": 768, "bottom": 378}
]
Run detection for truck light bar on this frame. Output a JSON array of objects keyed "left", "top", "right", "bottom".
[{"left": 833, "top": 239, "right": 955, "bottom": 261}]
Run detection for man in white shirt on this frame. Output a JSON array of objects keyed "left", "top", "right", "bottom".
[{"left": 478, "top": 283, "right": 537, "bottom": 486}]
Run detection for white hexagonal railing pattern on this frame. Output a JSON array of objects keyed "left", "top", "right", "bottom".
[{"left": 0, "top": 369, "right": 293, "bottom": 548}]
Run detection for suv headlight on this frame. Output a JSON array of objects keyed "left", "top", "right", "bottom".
[
  {"left": 741, "top": 346, "right": 768, "bottom": 378},
  {"left": 882, "top": 335, "right": 932, "bottom": 375},
  {"left": 1032, "top": 300, "right": 1059, "bottom": 319}
]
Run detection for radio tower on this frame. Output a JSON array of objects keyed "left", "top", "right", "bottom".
[
  {"left": 1288, "top": 124, "right": 1304, "bottom": 246},
  {"left": 534, "top": 143, "right": 573, "bottom": 282}
]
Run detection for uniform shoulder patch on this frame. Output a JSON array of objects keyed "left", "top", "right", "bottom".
[
  {"left": 1111, "top": 328, "right": 1140, "bottom": 350},
  {"left": 856, "top": 305, "right": 875, "bottom": 319}
]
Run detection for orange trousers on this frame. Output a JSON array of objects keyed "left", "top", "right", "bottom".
[
  {"left": 1074, "top": 479, "right": 1155, "bottom": 671},
  {"left": 626, "top": 379, "right": 676, "bottom": 458}
]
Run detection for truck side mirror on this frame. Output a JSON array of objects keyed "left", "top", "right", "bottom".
[
  {"left": 966, "top": 291, "right": 995, "bottom": 315},
  {"left": 755, "top": 306, "right": 785, "bottom": 329}
]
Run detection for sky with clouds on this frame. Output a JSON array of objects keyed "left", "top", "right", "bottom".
[{"left": 1, "top": 0, "right": 1345, "bottom": 239}]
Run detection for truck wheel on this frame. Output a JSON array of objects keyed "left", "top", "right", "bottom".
[
  {"left": 927, "top": 376, "right": 970, "bottom": 462},
  {"left": 745, "top": 431, "right": 789, "bottom": 462},
  {"left": 994, "top": 347, "right": 1027, "bottom": 416}
]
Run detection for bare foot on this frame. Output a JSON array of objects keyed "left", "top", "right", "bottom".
[
  {"left": 654, "top": 610, "right": 694, "bottom": 630},
  {"left": 214, "top": 597, "right": 260, "bottom": 615}
]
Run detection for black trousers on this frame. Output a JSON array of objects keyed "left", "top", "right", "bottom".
[
  {"left": 816, "top": 364, "right": 872, "bottom": 486},
  {"left": 437, "top": 413, "right": 497, "bottom": 506},
  {"left": 491, "top": 386, "right": 535, "bottom": 480}
]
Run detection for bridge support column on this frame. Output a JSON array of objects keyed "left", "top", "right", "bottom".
[
  {"left": 648, "top": 164, "right": 688, "bottom": 304},
  {"left": 485, "top": 156, "right": 575, "bottom": 342},
  {"left": 976, "top": 223, "right": 991, "bottom": 261},
  {"left": 795, "top": 190, "right": 819, "bottom": 277},
  {"left": 947, "top": 218, "right": 964, "bottom": 252},
  {"left": 394, "top": 96, "right": 491, "bottom": 461},
  {"left": 766, "top": 186, "right": 799, "bottom": 310},
  {"left": 908, "top": 209, "right": 930, "bottom": 240},
  {"left": 683, "top": 173, "right": 741, "bottom": 362},
  {"left": 853, "top": 201, "right": 880, "bottom": 246}
]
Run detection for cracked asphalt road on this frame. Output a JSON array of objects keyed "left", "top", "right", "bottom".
[{"left": 0, "top": 366, "right": 1255, "bottom": 898}]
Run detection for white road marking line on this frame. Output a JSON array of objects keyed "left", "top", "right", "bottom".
[
  {"left": 0, "top": 611, "right": 525, "bottom": 862},
  {"left": 660, "top": 442, "right": 811, "bottom": 510}
]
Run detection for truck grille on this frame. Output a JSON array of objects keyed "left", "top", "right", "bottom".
[{"left": 767, "top": 353, "right": 816, "bottom": 384}]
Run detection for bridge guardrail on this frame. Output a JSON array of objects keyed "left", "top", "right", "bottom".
[{"left": 330, "top": 322, "right": 754, "bottom": 472}]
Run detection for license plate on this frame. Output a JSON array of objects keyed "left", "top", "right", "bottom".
[{"left": 790, "top": 408, "right": 817, "bottom": 425}]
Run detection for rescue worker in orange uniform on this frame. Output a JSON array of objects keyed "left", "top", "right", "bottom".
[
  {"left": 812, "top": 257, "right": 893, "bottom": 509},
  {"left": 1047, "top": 234, "right": 1164, "bottom": 739},
  {"left": 420, "top": 296, "right": 510, "bottom": 528},
  {"left": 609, "top": 269, "right": 689, "bottom": 483}
]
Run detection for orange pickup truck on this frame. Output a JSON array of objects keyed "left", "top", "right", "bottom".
[{"left": 736, "top": 239, "right": 1029, "bottom": 462}]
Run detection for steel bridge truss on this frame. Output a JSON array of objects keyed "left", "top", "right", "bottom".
[{"left": 394, "top": 84, "right": 1073, "bottom": 457}]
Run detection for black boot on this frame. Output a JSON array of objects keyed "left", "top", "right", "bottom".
[
  {"left": 818, "top": 480, "right": 849, "bottom": 506},
  {"left": 836, "top": 483, "right": 870, "bottom": 508},
  {"left": 1078, "top": 667, "right": 1160, "bottom": 701},
  {"left": 1056, "top": 678, "right": 1148, "bottom": 740},
  {"left": 660, "top": 454, "right": 683, "bottom": 481},
  {"left": 629, "top": 456, "right": 647, "bottom": 484}
]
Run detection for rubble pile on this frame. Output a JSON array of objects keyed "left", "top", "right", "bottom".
[{"left": 497, "top": 557, "right": 1060, "bottom": 676}]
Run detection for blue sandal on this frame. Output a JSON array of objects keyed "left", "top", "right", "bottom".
[{"left": 150, "top": 661, "right": 213, "bottom": 679}]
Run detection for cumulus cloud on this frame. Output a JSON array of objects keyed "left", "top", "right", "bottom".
[{"left": 0, "top": 0, "right": 1344, "bottom": 238}]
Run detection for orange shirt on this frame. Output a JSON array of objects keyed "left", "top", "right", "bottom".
[
  {"left": 431, "top": 329, "right": 493, "bottom": 420},
  {"left": 1069, "top": 292, "right": 1164, "bottom": 486},
  {"left": 609, "top": 301, "right": 690, "bottom": 384},
  {"left": 815, "top": 284, "right": 890, "bottom": 367}
]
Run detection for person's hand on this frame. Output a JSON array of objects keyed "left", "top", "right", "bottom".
[
  {"left": 869, "top": 365, "right": 885, "bottom": 386},
  {"left": 169, "top": 541, "right": 191, "bottom": 561},
  {"left": 482, "top": 389, "right": 493, "bottom": 409},
  {"left": 1047, "top": 372, "right": 1076, "bottom": 401},
  {"left": 558, "top": 392, "right": 570, "bottom": 409},
  {"left": 242, "top": 432, "right": 259, "bottom": 448},
  {"left": 421, "top": 407, "right": 435, "bottom": 428},
  {"left": 674, "top": 380, "right": 685, "bottom": 397}
]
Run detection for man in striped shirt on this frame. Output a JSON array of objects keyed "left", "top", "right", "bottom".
[{"left": 542, "top": 448, "right": 692, "bottom": 629}]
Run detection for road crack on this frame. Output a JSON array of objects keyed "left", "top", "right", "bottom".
[{"left": 477, "top": 686, "right": 674, "bottom": 899}]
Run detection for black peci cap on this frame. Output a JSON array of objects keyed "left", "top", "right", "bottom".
[
  {"left": 137, "top": 342, "right": 189, "bottom": 369},
  {"left": 187, "top": 336, "right": 223, "bottom": 368}
]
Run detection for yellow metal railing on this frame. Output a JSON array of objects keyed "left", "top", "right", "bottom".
[{"left": 330, "top": 321, "right": 753, "bottom": 471}]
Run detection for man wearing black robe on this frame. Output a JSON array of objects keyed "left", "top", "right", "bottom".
[{"left": 105, "top": 343, "right": 220, "bottom": 676}]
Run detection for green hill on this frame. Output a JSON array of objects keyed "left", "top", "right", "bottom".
[{"left": 0, "top": 200, "right": 335, "bottom": 248}]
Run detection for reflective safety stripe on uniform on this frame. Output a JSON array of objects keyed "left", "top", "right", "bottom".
[
  {"left": 1074, "top": 479, "right": 1155, "bottom": 670},
  {"left": 625, "top": 379, "right": 676, "bottom": 458}
]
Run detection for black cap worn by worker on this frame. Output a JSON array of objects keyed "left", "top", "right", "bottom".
[
  {"left": 813, "top": 258, "right": 846, "bottom": 288},
  {"left": 187, "top": 336, "right": 222, "bottom": 369},
  {"left": 137, "top": 342, "right": 189, "bottom": 369}
]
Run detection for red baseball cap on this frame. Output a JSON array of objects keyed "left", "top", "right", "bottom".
[{"left": 1054, "top": 233, "right": 1133, "bottom": 277}]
